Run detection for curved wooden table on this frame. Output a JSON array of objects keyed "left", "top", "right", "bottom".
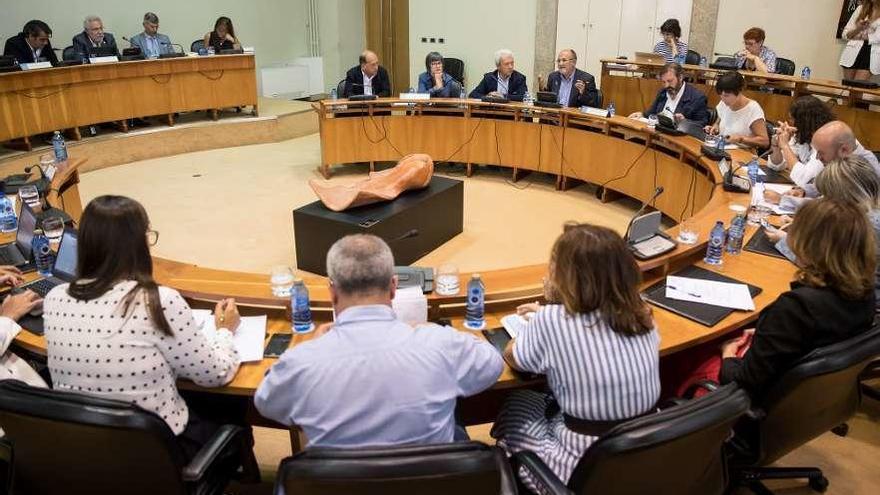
[{"left": 13, "top": 99, "right": 797, "bottom": 401}]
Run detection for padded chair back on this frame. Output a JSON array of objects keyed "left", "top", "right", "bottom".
[
  {"left": 568, "top": 384, "right": 750, "bottom": 495},
  {"left": 191, "top": 39, "right": 205, "bottom": 53},
  {"left": 755, "top": 325, "right": 880, "bottom": 465},
  {"left": 336, "top": 79, "right": 346, "bottom": 98},
  {"left": 775, "top": 57, "right": 796, "bottom": 76},
  {"left": 685, "top": 50, "right": 701, "bottom": 66},
  {"left": 274, "top": 441, "right": 517, "bottom": 495},
  {"left": 707, "top": 107, "right": 718, "bottom": 126},
  {"left": 595, "top": 88, "right": 603, "bottom": 108},
  {"left": 443, "top": 57, "right": 465, "bottom": 86},
  {"left": 62, "top": 46, "right": 78, "bottom": 61},
  {"left": 0, "top": 380, "right": 188, "bottom": 495}
]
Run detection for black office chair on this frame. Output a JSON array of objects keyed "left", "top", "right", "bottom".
[
  {"left": 685, "top": 50, "right": 701, "bottom": 66},
  {"left": 723, "top": 325, "right": 880, "bottom": 494},
  {"left": 274, "top": 441, "right": 518, "bottom": 495},
  {"left": 0, "top": 379, "right": 243, "bottom": 495},
  {"left": 512, "top": 384, "right": 751, "bottom": 495},
  {"left": 775, "top": 57, "right": 796, "bottom": 76},
  {"left": 443, "top": 57, "right": 465, "bottom": 87},
  {"left": 336, "top": 79, "right": 346, "bottom": 98},
  {"left": 62, "top": 45, "right": 79, "bottom": 61},
  {"left": 710, "top": 57, "right": 738, "bottom": 70},
  {"left": 191, "top": 39, "right": 205, "bottom": 53},
  {"left": 595, "top": 88, "right": 603, "bottom": 108},
  {"left": 707, "top": 107, "right": 718, "bottom": 127}
]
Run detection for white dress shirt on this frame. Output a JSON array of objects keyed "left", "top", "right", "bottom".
[
  {"left": 362, "top": 71, "right": 374, "bottom": 96},
  {"left": 255, "top": 304, "right": 503, "bottom": 448},
  {"left": 662, "top": 82, "right": 687, "bottom": 116}
]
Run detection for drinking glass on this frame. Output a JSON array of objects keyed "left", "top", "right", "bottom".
[
  {"left": 18, "top": 185, "right": 40, "bottom": 210},
  {"left": 42, "top": 216, "right": 64, "bottom": 248},
  {"left": 747, "top": 205, "right": 772, "bottom": 226},
  {"left": 435, "top": 264, "right": 460, "bottom": 296},
  {"left": 270, "top": 266, "right": 295, "bottom": 297},
  {"left": 677, "top": 218, "right": 699, "bottom": 245},
  {"left": 646, "top": 114, "right": 658, "bottom": 129},
  {"left": 40, "top": 154, "right": 56, "bottom": 180}
]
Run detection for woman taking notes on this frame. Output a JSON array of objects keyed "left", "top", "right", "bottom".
[{"left": 704, "top": 71, "right": 769, "bottom": 149}]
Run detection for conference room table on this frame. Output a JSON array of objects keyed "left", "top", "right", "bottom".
[
  {"left": 599, "top": 58, "right": 880, "bottom": 150},
  {"left": 0, "top": 53, "right": 259, "bottom": 149},
  {"left": 11, "top": 97, "right": 798, "bottom": 431}
]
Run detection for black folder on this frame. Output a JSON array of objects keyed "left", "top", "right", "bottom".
[
  {"left": 758, "top": 166, "right": 794, "bottom": 184},
  {"left": 482, "top": 327, "right": 511, "bottom": 355},
  {"left": 642, "top": 265, "right": 762, "bottom": 327},
  {"left": 744, "top": 229, "right": 792, "bottom": 261}
]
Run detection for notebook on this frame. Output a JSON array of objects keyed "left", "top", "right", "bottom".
[{"left": 744, "top": 228, "right": 791, "bottom": 261}]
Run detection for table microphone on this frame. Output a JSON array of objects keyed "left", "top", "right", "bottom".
[
  {"left": 161, "top": 42, "right": 186, "bottom": 54},
  {"left": 625, "top": 186, "right": 664, "bottom": 241},
  {"left": 122, "top": 36, "right": 137, "bottom": 47}
]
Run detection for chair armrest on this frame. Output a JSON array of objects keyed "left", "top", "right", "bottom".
[
  {"left": 684, "top": 379, "right": 720, "bottom": 399},
  {"left": 658, "top": 397, "right": 689, "bottom": 410},
  {"left": 182, "top": 424, "right": 242, "bottom": 482},
  {"left": 512, "top": 451, "right": 573, "bottom": 495}
]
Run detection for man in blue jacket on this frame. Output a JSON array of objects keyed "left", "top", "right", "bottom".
[
  {"left": 129, "top": 12, "right": 173, "bottom": 58},
  {"left": 629, "top": 62, "right": 710, "bottom": 126},
  {"left": 469, "top": 49, "right": 528, "bottom": 101}
]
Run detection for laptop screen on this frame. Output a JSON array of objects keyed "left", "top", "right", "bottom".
[
  {"left": 53, "top": 228, "right": 78, "bottom": 281},
  {"left": 15, "top": 203, "right": 37, "bottom": 258}
]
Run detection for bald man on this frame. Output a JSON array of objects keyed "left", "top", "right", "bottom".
[
  {"left": 544, "top": 49, "right": 598, "bottom": 108},
  {"left": 765, "top": 120, "right": 880, "bottom": 203},
  {"left": 342, "top": 50, "right": 391, "bottom": 98}
]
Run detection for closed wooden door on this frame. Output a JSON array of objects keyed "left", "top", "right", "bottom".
[{"left": 365, "top": 0, "right": 410, "bottom": 94}]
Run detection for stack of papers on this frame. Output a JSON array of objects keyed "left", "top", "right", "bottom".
[
  {"left": 392, "top": 286, "right": 428, "bottom": 326},
  {"left": 192, "top": 309, "right": 267, "bottom": 362},
  {"left": 665, "top": 276, "right": 755, "bottom": 311},
  {"left": 751, "top": 183, "right": 797, "bottom": 215}
]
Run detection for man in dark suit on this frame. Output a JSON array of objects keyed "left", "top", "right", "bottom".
[
  {"left": 342, "top": 50, "right": 391, "bottom": 98},
  {"left": 628, "top": 62, "right": 710, "bottom": 126},
  {"left": 469, "top": 49, "right": 528, "bottom": 101},
  {"left": 72, "top": 15, "right": 119, "bottom": 59},
  {"left": 544, "top": 49, "right": 598, "bottom": 108},
  {"left": 3, "top": 20, "right": 58, "bottom": 66}
]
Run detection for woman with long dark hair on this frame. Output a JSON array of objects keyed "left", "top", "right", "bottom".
[
  {"left": 43, "top": 195, "right": 242, "bottom": 458},
  {"left": 203, "top": 16, "right": 241, "bottom": 52}
]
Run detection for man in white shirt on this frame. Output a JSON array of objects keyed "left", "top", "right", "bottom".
[
  {"left": 765, "top": 120, "right": 880, "bottom": 203},
  {"left": 255, "top": 234, "right": 503, "bottom": 448},
  {"left": 342, "top": 50, "right": 391, "bottom": 98},
  {"left": 628, "top": 63, "right": 710, "bottom": 126}
]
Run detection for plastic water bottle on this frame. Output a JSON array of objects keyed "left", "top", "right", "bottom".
[
  {"left": 0, "top": 196, "right": 17, "bottom": 233},
  {"left": 726, "top": 205, "right": 747, "bottom": 254},
  {"left": 459, "top": 85, "right": 467, "bottom": 108},
  {"left": 716, "top": 135, "right": 726, "bottom": 151},
  {"left": 675, "top": 52, "right": 686, "bottom": 65},
  {"left": 801, "top": 66, "right": 811, "bottom": 80},
  {"left": 524, "top": 91, "right": 534, "bottom": 106},
  {"left": 52, "top": 131, "right": 68, "bottom": 163},
  {"left": 704, "top": 221, "right": 726, "bottom": 265},
  {"left": 290, "top": 278, "right": 313, "bottom": 333},
  {"left": 607, "top": 102, "right": 616, "bottom": 117},
  {"left": 464, "top": 274, "right": 485, "bottom": 330},
  {"left": 32, "top": 230, "right": 55, "bottom": 277},
  {"left": 747, "top": 156, "right": 760, "bottom": 185},
  {"left": 329, "top": 87, "right": 338, "bottom": 101},
  {"left": 700, "top": 56, "right": 708, "bottom": 68}
]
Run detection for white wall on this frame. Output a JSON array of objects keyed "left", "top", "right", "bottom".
[
  {"left": 1, "top": 0, "right": 310, "bottom": 69},
  {"left": 318, "top": 0, "right": 366, "bottom": 90},
  {"left": 409, "top": 0, "right": 537, "bottom": 92},
  {"left": 715, "top": 0, "right": 847, "bottom": 80}
]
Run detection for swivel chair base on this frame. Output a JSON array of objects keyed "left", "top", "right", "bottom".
[{"left": 736, "top": 466, "right": 829, "bottom": 494}]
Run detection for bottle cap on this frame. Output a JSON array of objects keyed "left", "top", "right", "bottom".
[
  {"left": 33, "top": 229, "right": 43, "bottom": 235},
  {"left": 471, "top": 273, "right": 480, "bottom": 279},
  {"left": 292, "top": 277, "right": 304, "bottom": 284}
]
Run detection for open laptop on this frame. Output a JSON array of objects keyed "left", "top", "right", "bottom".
[
  {"left": 655, "top": 114, "right": 707, "bottom": 141},
  {"left": 0, "top": 202, "right": 37, "bottom": 270},
  {"left": 17, "top": 227, "right": 78, "bottom": 298},
  {"left": 634, "top": 52, "right": 666, "bottom": 64}
]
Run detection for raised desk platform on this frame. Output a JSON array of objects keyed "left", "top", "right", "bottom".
[
  {"left": 11, "top": 100, "right": 797, "bottom": 422},
  {"left": 599, "top": 58, "right": 880, "bottom": 150}
]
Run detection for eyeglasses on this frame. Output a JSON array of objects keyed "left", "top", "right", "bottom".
[
  {"left": 556, "top": 58, "right": 575, "bottom": 64},
  {"left": 146, "top": 229, "right": 159, "bottom": 246}
]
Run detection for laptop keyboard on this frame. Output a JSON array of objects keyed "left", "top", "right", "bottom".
[{"left": 21, "top": 279, "right": 59, "bottom": 297}]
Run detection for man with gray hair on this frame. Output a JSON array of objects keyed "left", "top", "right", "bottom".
[
  {"left": 469, "top": 48, "right": 528, "bottom": 101},
  {"left": 129, "top": 12, "right": 173, "bottom": 58},
  {"left": 72, "top": 14, "right": 119, "bottom": 58},
  {"left": 255, "top": 234, "right": 503, "bottom": 447}
]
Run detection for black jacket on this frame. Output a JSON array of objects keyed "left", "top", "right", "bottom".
[
  {"left": 469, "top": 70, "right": 528, "bottom": 101},
  {"left": 342, "top": 65, "right": 391, "bottom": 98},
  {"left": 721, "top": 282, "right": 875, "bottom": 400},
  {"left": 3, "top": 33, "right": 58, "bottom": 65},
  {"left": 645, "top": 82, "right": 711, "bottom": 126},
  {"left": 546, "top": 68, "right": 598, "bottom": 108},
  {"left": 71, "top": 31, "right": 119, "bottom": 59}
]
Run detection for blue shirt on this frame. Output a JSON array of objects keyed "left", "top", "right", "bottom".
[
  {"left": 254, "top": 305, "right": 503, "bottom": 448},
  {"left": 143, "top": 35, "right": 160, "bottom": 58},
  {"left": 417, "top": 72, "right": 460, "bottom": 97},
  {"left": 557, "top": 72, "right": 574, "bottom": 107}
]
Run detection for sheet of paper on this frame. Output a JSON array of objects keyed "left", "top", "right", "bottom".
[
  {"left": 192, "top": 309, "right": 267, "bottom": 362},
  {"left": 751, "top": 183, "right": 796, "bottom": 214},
  {"left": 392, "top": 286, "right": 428, "bottom": 326},
  {"left": 665, "top": 275, "right": 755, "bottom": 311},
  {"left": 501, "top": 313, "right": 531, "bottom": 339}
]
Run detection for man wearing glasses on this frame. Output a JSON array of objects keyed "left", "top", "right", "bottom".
[
  {"left": 72, "top": 15, "right": 119, "bottom": 59},
  {"left": 3, "top": 20, "right": 58, "bottom": 66},
  {"left": 544, "top": 49, "right": 599, "bottom": 108}
]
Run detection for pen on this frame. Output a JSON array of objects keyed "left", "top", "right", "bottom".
[{"left": 667, "top": 285, "right": 702, "bottom": 298}]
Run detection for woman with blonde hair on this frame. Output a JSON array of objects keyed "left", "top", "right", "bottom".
[{"left": 491, "top": 223, "right": 660, "bottom": 489}]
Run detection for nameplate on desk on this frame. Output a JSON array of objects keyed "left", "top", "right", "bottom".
[
  {"left": 88, "top": 55, "right": 119, "bottom": 64},
  {"left": 243, "top": 46, "right": 255, "bottom": 54},
  {"left": 580, "top": 106, "right": 609, "bottom": 118},
  {"left": 19, "top": 62, "right": 52, "bottom": 70},
  {"left": 399, "top": 92, "right": 430, "bottom": 101}
]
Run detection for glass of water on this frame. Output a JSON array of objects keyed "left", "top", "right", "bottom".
[
  {"left": 435, "top": 264, "right": 460, "bottom": 296},
  {"left": 747, "top": 205, "right": 772, "bottom": 226},
  {"left": 39, "top": 154, "right": 56, "bottom": 180},
  {"left": 270, "top": 266, "right": 295, "bottom": 297},
  {"left": 18, "top": 185, "right": 40, "bottom": 211},
  {"left": 41, "top": 216, "right": 64, "bottom": 248},
  {"left": 677, "top": 217, "right": 699, "bottom": 245},
  {"left": 647, "top": 114, "right": 658, "bottom": 129}
]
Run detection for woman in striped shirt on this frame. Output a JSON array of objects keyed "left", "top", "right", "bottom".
[
  {"left": 491, "top": 223, "right": 660, "bottom": 490},
  {"left": 653, "top": 18, "right": 688, "bottom": 64}
]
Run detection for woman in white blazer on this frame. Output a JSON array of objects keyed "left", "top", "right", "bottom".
[{"left": 840, "top": 0, "right": 880, "bottom": 80}]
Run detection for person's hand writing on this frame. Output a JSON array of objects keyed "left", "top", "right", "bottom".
[{"left": 214, "top": 298, "right": 241, "bottom": 332}]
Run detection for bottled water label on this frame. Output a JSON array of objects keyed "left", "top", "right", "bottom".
[
  {"left": 435, "top": 274, "right": 460, "bottom": 295},
  {"left": 0, "top": 197, "right": 17, "bottom": 233}
]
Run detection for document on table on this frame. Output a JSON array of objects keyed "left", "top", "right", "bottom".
[
  {"left": 392, "top": 286, "right": 428, "bottom": 326},
  {"left": 192, "top": 309, "right": 267, "bottom": 362},
  {"left": 665, "top": 275, "right": 755, "bottom": 311},
  {"left": 751, "top": 182, "right": 797, "bottom": 214}
]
